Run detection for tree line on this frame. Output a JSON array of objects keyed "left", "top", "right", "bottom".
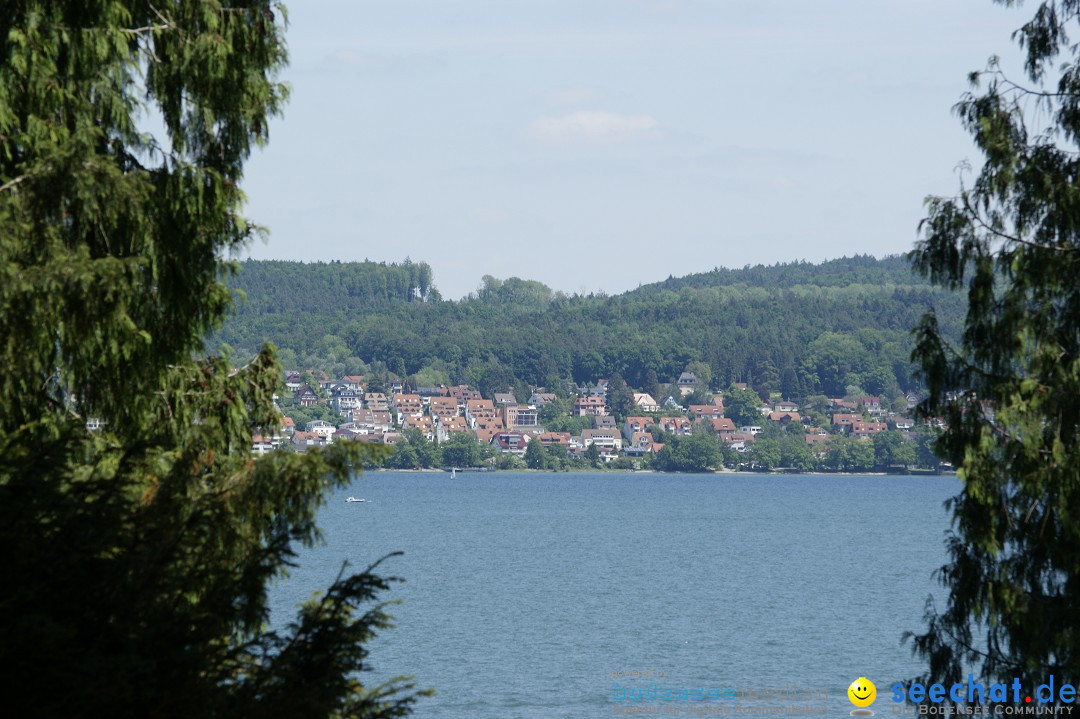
[{"left": 219, "top": 255, "right": 965, "bottom": 405}]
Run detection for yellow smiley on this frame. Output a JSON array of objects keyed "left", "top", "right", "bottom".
[{"left": 848, "top": 677, "right": 876, "bottom": 708}]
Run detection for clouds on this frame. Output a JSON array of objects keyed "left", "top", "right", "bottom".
[{"left": 525, "top": 111, "right": 660, "bottom": 143}]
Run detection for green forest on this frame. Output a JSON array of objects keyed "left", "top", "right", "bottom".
[{"left": 217, "top": 254, "right": 964, "bottom": 403}]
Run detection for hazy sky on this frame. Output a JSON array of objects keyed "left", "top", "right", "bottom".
[{"left": 240, "top": 0, "right": 1029, "bottom": 299}]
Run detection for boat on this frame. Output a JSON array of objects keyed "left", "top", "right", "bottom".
[{"left": 345, "top": 496, "right": 367, "bottom": 503}]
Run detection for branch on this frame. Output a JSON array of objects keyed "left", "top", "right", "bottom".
[
  {"left": 0, "top": 174, "right": 30, "bottom": 194},
  {"left": 962, "top": 195, "right": 1080, "bottom": 254}
]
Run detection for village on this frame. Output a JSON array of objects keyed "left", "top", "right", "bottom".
[{"left": 252, "top": 369, "right": 935, "bottom": 470}]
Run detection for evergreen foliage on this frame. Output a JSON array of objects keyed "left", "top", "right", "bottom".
[
  {"left": 908, "top": 0, "right": 1080, "bottom": 696},
  {"left": 0, "top": 3, "right": 422, "bottom": 716},
  {"left": 219, "top": 256, "right": 964, "bottom": 400}
]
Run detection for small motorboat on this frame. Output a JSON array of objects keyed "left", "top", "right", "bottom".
[{"left": 345, "top": 496, "right": 367, "bottom": 503}]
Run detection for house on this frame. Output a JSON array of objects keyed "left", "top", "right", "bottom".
[
  {"left": 337, "top": 375, "right": 364, "bottom": 392},
  {"left": 332, "top": 429, "right": 366, "bottom": 443},
  {"left": 332, "top": 387, "right": 361, "bottom": 412},
  {"left": 465, "top": 399, "right": 498, "bottom": 428},
  {"left": 536, "top": 431, "right": 571, "bottom": 448},
  {"left": 633, "top": 393, "right": 660, "bottom": 413},
  {"left": 829, "top": 398, "right": 858, "bottom": 411},
  {"left": 677, "top": 372, "right": 698, "bottom": 396},
  {"left": 351, "top": 409, "right": 393, "bottom": 434},
  {"left": 295, "top": 384, "right": 318, "bottom": 407},
  {"left": 572, "top": 395, "right": 608, "bottom": 417},
  {"left": 593, "top": 415, "right": 617, "bottom": 430},
  {"left": 580, "top": 429, "right": 621, "bottom": 461},
  {"left": 528, "top": 392, "right": 557, "bottom": 407},
  {"left": 393, "top": 394, "right": 424, "bottom": 424},
  {"left": 894, "top": 418, "right": 915, "bottom": 431},
  {"left": 378, "top": 431, "right": 404, "bottom": 446},
  {"left": 503, "top": 405, "right": 539, "bottom": 429},
  {"left": 448, "top": 385, "right": 482, "bottom": 405},
  {"left": 252, "top": 434, "right": 277, "bottom": 455},
  {"left": 623, "top": 432, "right": 656, "bottom": 457},
  {"left": 284, "top": 371, "right": 303, "bottom": 391},
  {"left": 721, "top": 432, "right": 756, "bottom": 452},
  {"left": 472, "top": 427, "right": 497, "bottom": 446},
  {"left": 403, "top": 415, "right": 435, "bottom": 441},
  {"left": 491, "top": 432, "right": 529, "bottom": 456},
  {"left": 581, "top": 429, "right": 622, "bottom": 452},
  {"left": 767, "top": 411, "right": 802, "bottom": 425},
  {"left": 773, "top": 401, "right": 799, "bottom": 413},
  {"left": 831, "top": 413, "right": 861, "bottom": 428},
  {"left": 739, "top": 425, "right": 762, "bottom": 435},
  {"left": 304, "top": 420, "right": 336, "bottom": 439},
  {"left": 493, "top": 392, "right": 517, "bottom": 406},
  {"left": 280, "top": 416, "right": 295, "bottom": 436},
  {"left": 578, "top": 380, "right": 608, "bottom": 398},
  {"left": 708, "top": 417, "right": 736, "bottom": 437},
  {"left": 623, "top": 417, "right": 651, "bottom": 441},
  {"left": 473, "top": 416, "right": 506, "bottom": 434},
  {"left": 434, "top": 415, "right": 469, "bottom": 442},
  {"left": 371, "top": 411, "right": 394, "bottom": 432},
  {"left": 429, "top": 396, "right": 459, "bottom": 419},
  {"left": 291, "top": 430, "right": 329, "bottom": 450},
  {"left": 689, "top": 404, "right": 724, "bottom": 420},
  {"left": 850, "top": 421, "right": 887, "bottom": 438},
  {"left": 659, "top": 416, "right": 692, "bottom": 436},
  {"left": 364, "top": 392, "right": 389, "bottom": 411},
  {"left": 860, "top": 396, "right": 883, "bottom": 415}
]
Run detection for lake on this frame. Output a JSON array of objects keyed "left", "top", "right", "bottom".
[{"left": 269, "top": 471, "right": 958, "bottom": 718}]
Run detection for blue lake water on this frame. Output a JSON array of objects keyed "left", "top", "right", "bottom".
[{"left": 269, "top": 471, "right": 959, "bottom": 718}]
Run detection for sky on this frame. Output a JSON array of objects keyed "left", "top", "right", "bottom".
[{"left": 239, "top": 0, "right": 1031, "bottom": 300}]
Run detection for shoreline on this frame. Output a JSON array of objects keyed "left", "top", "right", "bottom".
[{"left": 366, "top": 467, "right": 953, "bottom": 477}]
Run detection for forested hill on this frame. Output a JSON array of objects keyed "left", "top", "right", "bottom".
[
  {"left": 217, "top": 255, "right": 964, "bottom": 401},
  {"left": 225, "top": 258, "right": 438, "bottom": 315},
  {"left": 633, "top": 254, "right": 927, "bottom": 294}
]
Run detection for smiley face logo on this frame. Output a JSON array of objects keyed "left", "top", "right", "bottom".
[{"left": 848, "top": 677, "right": 876, "bottom": 708}]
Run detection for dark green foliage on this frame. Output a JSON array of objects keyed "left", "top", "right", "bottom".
[
  {"left": 524, "top": 437, "right": 548, "bottom": 469},
  {"left": 654, "top": 432, "right": 721, "bottom": 472},
  {"left": 217, "top": 256, "right": 964, "bottom": 398},
  {"left": 606, "top": 372, "right": 635, "bottom": 421},
  {"left": 0, "top": 3, "right": 422, "bottom": 717},
  {"left": 723, "top": 386, "right": 765, "bottom": 427},
  {"left": 230, "top": 259, "right": 437, "bottom": 315},
  {"left": 907, "top": 0, "right": 1080, "bottom": 693},
  {"left": 584, "top": 442, "right": 601, "bottom": 468},
  {"left": 440, "top": 432, "right": 490, "bottom": 468}
]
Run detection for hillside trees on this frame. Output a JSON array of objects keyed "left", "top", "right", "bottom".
[
  {"left": 908, "top": 0, "right": 1080, "bottom": 691},
  {"left": 218, "top": 257, "right": 963, "bottom": 399},
  {"left": 0, "top": 3, "right": 420, "bottom": 716}
]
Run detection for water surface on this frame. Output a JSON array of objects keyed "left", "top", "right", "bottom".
[{"left": 270, "top": 471, "right": 958, "bottom": 718}]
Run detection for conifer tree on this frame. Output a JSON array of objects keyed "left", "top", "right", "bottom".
[
  {"left": 909, "top": 0, "right": 1080, "bottom": 696},
  {"left": 0, "top": 3, "right": 423, "bottom": 716}
]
